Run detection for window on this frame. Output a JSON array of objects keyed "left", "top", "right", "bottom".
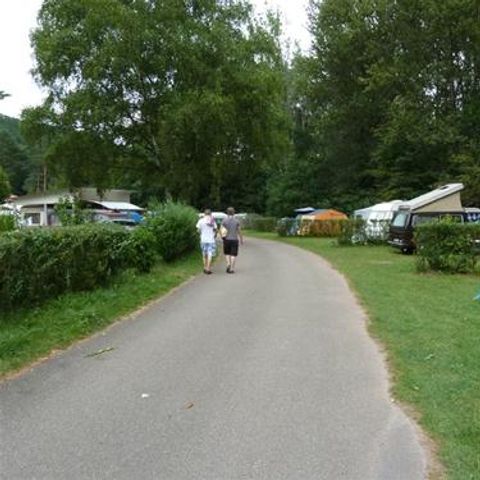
[
  {"left": 392, "top": 212, "right": 409, "bottom": 227},
  {"left": 24, "top": 213, "right": 41, "bottom": 225}
]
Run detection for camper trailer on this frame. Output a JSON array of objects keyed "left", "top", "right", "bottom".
[
  {"left": 388, "top": 184, "right": 467, "bottom": 253},
  {"left": 354, "top": 200, "right": 404, "bottom": 240}
]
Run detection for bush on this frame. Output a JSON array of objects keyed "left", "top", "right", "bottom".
[
  {"left": 298, "top": 219, "right": 344, "bottom": 238},
  {"left": 145, "top": 201, "right": 198, "bottom": 262},
  {"left": 0, "top": 215, "right": 15, "bottom": 234},
  {"left": 415, "top": 221, "right": 480, "bottom": 273},
  {"left": 277, "top": 218, "right": 298, "bottom": 237},
  {"left": 0, "top": 224, "right": 154, "bottom": 310},
  {"left": 243, "top": 214, "right": 278, "bottom": 232},
  {"left": 337, "top": 218, "right": 367, "bottom": 246}
]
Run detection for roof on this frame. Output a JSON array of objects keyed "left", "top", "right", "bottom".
[
  {"left": 403, "top": 183, "right": 464, "bottom": 210},
  {"left": 294, "top": 207, "right": 316, "bottom": 214},
  {"left": 13, "top": 191, "right": 74, "bottom": 207},
  {"left": 93, "top": 201, "right": 143, "bottom": 211},
  {"left": 11, "top": 188, "right": 134, "bottom": 208}
]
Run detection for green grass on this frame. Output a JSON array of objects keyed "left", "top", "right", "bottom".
[
  {"left": 250, "top": 232, "right": 480, "bottom": 480},
  {"left": 0, "top": 252, "right": 202, "bottom": 377}
]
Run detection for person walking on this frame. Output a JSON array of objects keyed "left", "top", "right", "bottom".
[
  {"left": 221, "top": 207, "right": 243, "bottom": 274},
  {"left": 196, "top": 209, "right": 217, "bottom": 275}
]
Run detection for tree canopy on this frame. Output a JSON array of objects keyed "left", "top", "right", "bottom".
[
  {"left": 21, "top": 0, "right": 480, "bottom": 214},
  {"left": 25, "top": 0, "right": 290, "bottom": 211},
  {"left": 267, "top": 0, "right": 480, "bottom": 215}
]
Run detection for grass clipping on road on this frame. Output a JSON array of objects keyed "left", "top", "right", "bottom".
[
  {"left": 0, "top": 253, "right": 201, "bottom": 378},
  {"left": 251, "top": 233, "right": 479, "bottom": 480}
]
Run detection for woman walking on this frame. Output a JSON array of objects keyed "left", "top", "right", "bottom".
[{"left": 221, "top": 207, "right": 243, "bottom": 274}]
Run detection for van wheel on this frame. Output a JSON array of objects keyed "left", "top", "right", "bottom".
[{"left": 401, "top": 247, "right": 413, "bottom": 255}]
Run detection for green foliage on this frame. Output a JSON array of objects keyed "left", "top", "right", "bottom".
[
  {"left": 119, "top": 226, "right": 157, "bottom": 273},
  {"left": 337, "top": 218, "right": 367, "bottom": 246},
  {"left": 54, "top": 196, "right": 89, "bottom": 225},
  {"left": 277, "top": 218, "right": 297, "bottom": 237},
  {"left": 144, "top": 201, "right": 198, "bottom": 262},
  {"left": 0, "top": 215, "right": 15, "bottom": 234},
  {"left": 0, "top": 130, "right": 29, "bottom": 194},
  {"left": 271, "top": 0, "right": 480, "bottom": 213},
  {"left": 0, "top": 165, "right": 11, "bottom": 200},
  {"left": 0, "top": 224, "right": 154, "bottom": 310},
  {"left": 415, "top": 221, "right": 480, "bottom": 273},
  {"left": 243, "top": 214, "right": 278, "bottom": 232},
  {"left": 26, "top": 0, "right": 290, "bottom": 211}
]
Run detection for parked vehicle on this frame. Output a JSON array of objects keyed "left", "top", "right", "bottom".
[
  {"left": 388, "top": 183, "right": 467, "bottom": 253},
  {"left": 389, "top": 209, "right": 466, "bottom": 253}
]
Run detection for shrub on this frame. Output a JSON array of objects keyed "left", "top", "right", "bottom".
[
  {"left": 337, "top": 218, "right": 367, "bottom": 246},
  {"left": 277, "top": 218, "right": 298, "bottom": 237},
  {"left": 243, "top": 214, "right": 278, "bottom": 232},
  {"left": 54, "top": 196, "right": 91, "bottom": 225},
  {"left": 297, "top": 219, "right": 344, "bottom": 237},
  {"left": 0, "top": 215, "right": 15, "bottom": 234},
  {"left": 0, "top": 224, "right": 154, "bottom": 310},
  {"left": 145, "top": 201, "right": 198, "bottom": 262},
  {"left": 415, "top": 221, "right": 480, "bottom": 273}
]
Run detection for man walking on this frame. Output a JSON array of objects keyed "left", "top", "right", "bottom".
[
  {"left": 221, "top": 207, "right": 243, "bottom": 274},
  {"left": 196, "top": 209, "right": 217, "bottom": 275}
]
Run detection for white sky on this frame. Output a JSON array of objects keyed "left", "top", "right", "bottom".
[{"left": 0, "top": 0, "right": 311, "bottom": 119}]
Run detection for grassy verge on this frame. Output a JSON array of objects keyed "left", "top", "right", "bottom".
[
  {"left": 0, "top": 252, "right": 201, "bottom": 378},
  {"left": 249, "top": 232, "right": 479, "bottom": 480}
]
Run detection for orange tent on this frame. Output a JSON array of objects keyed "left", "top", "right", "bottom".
[{"left": 302, "top": 209, "right": 347, "bottom": 221}]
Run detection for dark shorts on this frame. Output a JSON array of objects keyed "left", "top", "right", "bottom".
[{"left": 223, "top": 239, "right": 239, "bottom": 256}]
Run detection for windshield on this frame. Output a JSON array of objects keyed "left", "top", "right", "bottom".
[{"left": 392, "top": 212, "right": 409, "bottom": 227}]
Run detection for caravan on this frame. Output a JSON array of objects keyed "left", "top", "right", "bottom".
[
  {"left": 354, "top": 200, "right": 403, "bottom": 240},
  {"left": 388, "top": 184, "right": 475, "bottom": 253}
]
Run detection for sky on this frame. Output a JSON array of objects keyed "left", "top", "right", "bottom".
[{"left": 0, "top": 0, "right": 311, "bottom": 119}]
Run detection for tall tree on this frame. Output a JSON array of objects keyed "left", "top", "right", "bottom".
[
  {"left": 278, "top": 0, "right": 480, "bottom": 213},
  {"left": 25, "top": 0, "right": 289, "bottom": 210},
  {"left": 0, "top": 165, "right": 11, "bottom": 200}
]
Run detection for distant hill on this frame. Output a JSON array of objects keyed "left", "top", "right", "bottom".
[{"left": 0, "top": 114, "right": 24, "bottom": 146}]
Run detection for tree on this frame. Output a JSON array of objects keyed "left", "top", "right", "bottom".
[
  {"left": 0, "top": 132, "right": 30, "bottom": 194},
  {"left": 26, "top": 0, "right": 289, "bottom": 210},
  {"left": 0, "top": 165, "right": 11, "bottom": 200},
  {"left": 277, "top": 0, "right": 480, "bottom": 213}
]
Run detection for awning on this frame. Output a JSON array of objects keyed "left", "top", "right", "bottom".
[{"left": 93, "top": 201, "right": 143, "bottom": 211}]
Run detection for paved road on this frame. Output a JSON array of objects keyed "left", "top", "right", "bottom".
[{"left": 0, "top": 238, "right": 426, "bottom": 479}]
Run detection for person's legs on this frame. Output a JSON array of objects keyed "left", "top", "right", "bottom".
[
  {"left": 204, "top": 243, "right": 215, "bottom": 274},
  {"left": 201, "top": 243, "right": 209, "bottom": 273},
  {"left": 223, "top": 240, "right": 232, "bottom": 272},
  {"left": 228, "top": 241, "right": 239, "bottom": 273}
]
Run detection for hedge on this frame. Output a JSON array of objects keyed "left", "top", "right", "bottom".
[
  {"left": 243, "top": 214, "right": 278, "bottom": 232},
  {"left": 278, "top": 218, "right": 361, "bottom": 240},
  {"left": 0, "top": 224, "right": 155, "bottom": 310},
  {"left": 0, "top": 215, "right": 15, "bottom": 234},
  {"left": 144, "top": 201, "right": 198, "bottom": 262},
  {"left": 415, "top": 221, "right": 480, "bottom": 273}
]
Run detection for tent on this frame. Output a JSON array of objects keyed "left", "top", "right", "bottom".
[{"left": 301, "top": 209, "right": 347, "bottom": 221}]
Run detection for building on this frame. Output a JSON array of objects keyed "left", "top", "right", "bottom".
[{"left": 12, "top": 188, "right": 143, "bottom": 227}]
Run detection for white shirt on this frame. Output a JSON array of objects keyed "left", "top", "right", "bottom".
[{"left": 196, "top": 216, "right": 217, "bottom": 243}]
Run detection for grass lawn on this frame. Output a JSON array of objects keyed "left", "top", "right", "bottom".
[
  {"left": 250, "top": 232, "right": 480, "bottom": 480},
  {"left": 0, "top": 252, "right": 202, "bottom": 378}
]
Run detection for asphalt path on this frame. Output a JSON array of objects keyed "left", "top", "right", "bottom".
[{"left": 0, "top": 237, "right": 426, "bottom": 479}]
